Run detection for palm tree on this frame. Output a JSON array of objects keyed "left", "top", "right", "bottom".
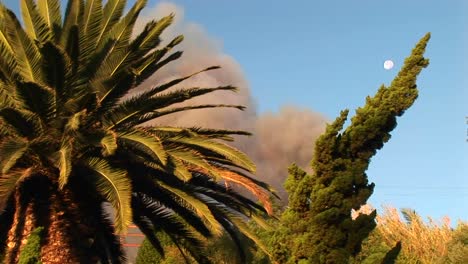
[{"left": 0, "top": 0, "right": 274, "bottom": 263}]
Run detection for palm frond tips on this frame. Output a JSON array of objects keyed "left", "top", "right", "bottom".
[
  {"left": 3, "top": 9, "right": 43, "bottom": 82},
  {"left": 170, "top": 136, "right": 256, "bottom": 173},
  {"left": 37, "top": 0, "right": 62, "bottom": 34},
  {"left": 20, "top": 0, "right": 51, "bottom": 42}
]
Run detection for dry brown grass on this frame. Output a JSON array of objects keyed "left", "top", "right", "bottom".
[{"left": 375, "top": 205, "right": 454, "bottom": 264}]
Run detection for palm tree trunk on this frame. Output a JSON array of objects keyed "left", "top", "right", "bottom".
[{"left": 3, "top": 176, "right": 99, "bottom": 264}]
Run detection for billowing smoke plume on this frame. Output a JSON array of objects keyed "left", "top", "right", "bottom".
[{"left": 134, "top": 2, "right": 328, "bottom": 202}]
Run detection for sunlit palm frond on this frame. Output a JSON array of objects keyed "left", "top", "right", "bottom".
[
  {"left": 37, "top": 0, "right": 62, "bottom": 40},
  {"left": 57, "top": 144, "right": 72, "bottom": 189},
  {"left": 20, "top": 0, "right": 51, "bottom": 42},
  {"left": 85, "top": 158, "right": 132, "bottom": 233}
]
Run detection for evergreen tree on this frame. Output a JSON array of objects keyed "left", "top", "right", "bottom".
[{"left": 271, "top": 33, "right": 431, "bottom": 264}]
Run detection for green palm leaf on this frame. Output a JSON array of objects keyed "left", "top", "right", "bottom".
[
  {"left": 107, "top": 86, "right": 238, "bottom": 129},
  {"left": 0, "top": 167, "right": 34, "bottom": 210},
  {"left": 0, "top": 108, "right": 42, "bottom": 138},
  {"left": 166, "top": 155, "right": 193, "bottom": 181},
  {"left": 57, "top": 143, "right": 72, "bottom": 189},
  {"left": 167, "top": 148, "right": 222, "bottom": 180},
  {"left": 61, "top": 0, "right": 81, "bottom": 46},
  {"left": 134, "top": 104, "right": 245, "bottom": 127},
  {"left": 96, "top": 0, "right": 126, "bottom": 47},
  {"left": 20, "top": 0, "right": 51, "bottom": 42},
  {"left": 85, "top": 157, "right": 132, "bottom": 233},
  {"left": 0, "top": 138, "right": 29, "bottom": 174},
  {"left": 119, "top": 130, "right": 167, "bottom": 165},
  {"left": 156, "top": 180, "right": 223, "bottom": 236},
  {"left": 171, "top": 136, "right": 256, "bottom": 173},
  {"left": 0, "top": 6, "right": 14, "bottom": 54},
  {"left": 135, "top": 14, "right": 173, "bottom": 55},
  {"left": 0, "top": 22, "right": 18, "bottom": 84},
  {"left": 37, "top": 0, "right": 62, "bottom": 38},
  {"left": 15, "top": 81, "right": 54, "bottom": 122},
  {"left": 0, "top": 81, "right": 18, "bottom": 108},
  {"left": 91, "top": 0, "right": 146, "bottom": 78},
  {"left": 79, "top": 0, "right": 103, "bottom": 62},
  {"left": 3, "top": 10, "right": 42, "bottom": 82},
  {"left": 40, "top": 41, "right": 72, "bottom": 112},
  {"left": 101, "top": 131, "right": 117, "bottom": 156}
]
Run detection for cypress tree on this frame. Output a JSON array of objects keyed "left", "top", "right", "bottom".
[{"left": 272, "top": 33, "right": 431, "bottom": 264}]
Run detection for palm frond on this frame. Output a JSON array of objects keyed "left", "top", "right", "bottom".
[
  {"left": 79, "top": 0, "right": 103, "bottom": 62},
  {"left": 214, "top": 205, "right": 271, "bottom": 258},
  {"left": 37, "top": 0, "right": 62, "bottom": 40},
  {"left": 96, "top": 69, "right": 135, "bottom": 111},
  {"left": 132, "top": 210, "right": 165, "bottom": 257},
  {"left": 127, "top": 167, "right": 212, "bottom": 237},
  {"left": 15, "top": 81, "right": 54, "bottom": 122},
  {"left": 213, "top": 168, "right": 273, "bottom": 215},
  {"left": 118, "top": 130, "right": 167, "bottom": 165},
  {"left": 167, "top": 148, "right": 222, "bottom": 180},
  {"left": 133, "top": 194, "right": 211, "bottom": 263},
  {"left": 155, "top": 179, "right": 223, "bottom": 236},
  {"left": 0, "top": 108, "right": 42, "bottom": 138},
  {"left": 40, "top": 41, "right": 72, "bottom": 113},
  {"left": 134, "top": 104, "right": 245, "bottom": 127},
  {"left": 61, "top": 0, "right": 81, "bottom": 47},
  {"left": 20, "top": 0, "right": 51, "bottom": 42},
  {"left": 0, "top": 167, "right": 33, "bottom": 210},
  {"left": 0, "top": 81, "right": 18, "bottom": 108},
  {"left": 165, "top": 155, "right": 193, "bottom": 181},
  {"left": 3, "top": 9, "right": 43, "bottom": 82},
  {"left": 100, "top": 131, "right": 117, "bottom": 156},
  {"left": 57, "top": 144, "right": 72, "bottom": 189},
  {"left": 146, "top": 126, "right": 251, "bottom": 142},
  {"left": 170, "top": 136, "right": 256, "bottom": 173},
  {"left": 96, "top": 0, "right": 126, "bottom": 47},
  {"left": 0, "top": 33, "right": 19, "bottom": 85},
  {"left": 0, "top": 138, "right": 29, "bottom": 174},
  {"left": 0, "top": 6, "right": 14, "bottom": 54},
  {"left": 85, "top": 158, "right": 132, "bottom": 233},
  {"left": 135, "top": 14, "right": 173, "bottom": 55},
  {"left": 106, "top": 86, "right": 238, "bottom": 130},
  {"left": 134, "top": 35, "right": 184, "bottom": 85},
  {"left": 90, "top": 0, "right": 146, "bottom": 78}
]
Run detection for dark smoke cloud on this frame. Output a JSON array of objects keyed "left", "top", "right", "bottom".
[{"left": 134, "top": 2, "right": 328, "bottom": 203}]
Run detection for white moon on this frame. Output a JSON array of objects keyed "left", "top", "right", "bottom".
[{"left": 383, "top": 60, "right": 394, "bottom": 70}]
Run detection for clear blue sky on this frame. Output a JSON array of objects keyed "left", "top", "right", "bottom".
[{"left": 3, "top": 0, "right": 467, "bottom": 222}]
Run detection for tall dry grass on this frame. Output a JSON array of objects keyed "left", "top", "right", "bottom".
[{"left": 376, "top": 206, "right": 454, "bottom": 263}]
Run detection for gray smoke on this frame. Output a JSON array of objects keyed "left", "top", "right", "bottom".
[{"left": 133, "top": 2, "right": 328, "bottom": 203}]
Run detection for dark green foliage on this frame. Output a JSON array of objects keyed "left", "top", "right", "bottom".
[
  {"left": 271, "top": 33, "right": 430, "bottom": 264},
  {"left": 137, "top": 231, "right": 260, "bottom": 264},
  {"left": 18, "top": 227, "right": 44, "bottom": 264},
  {"left": 350, "top": 230, "right": 393, "bottom": 264},
  {"left": 136, "top": 232, "right": 173, "bottom": 264},
  {"left": 381, "top": 242, "right": 401, "bottom": 264}
]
